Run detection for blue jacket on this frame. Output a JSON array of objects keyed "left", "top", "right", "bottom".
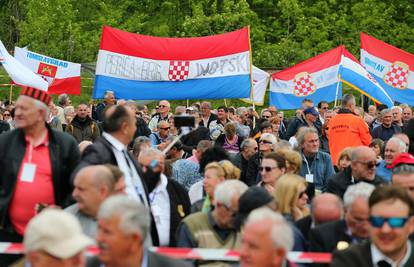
[
  {"left": 299, "top": 150, "right": 335, "bottom": 192},
  {"left": 375, "top": 160, "right": 392, "bottom": 183}
]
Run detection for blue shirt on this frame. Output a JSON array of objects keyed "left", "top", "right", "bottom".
[
  {"left": 376, "top": 160, "right": 392, "bottom": 183},
  {"left": 299, "top": 150, "right": 335, "bottom": 192},
  {"left": 172, "top": 159, "right": 203, "bottom": 190}
]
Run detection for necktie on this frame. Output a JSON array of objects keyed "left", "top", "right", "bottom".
[{"left": 377, "top": 260, "right": 391, "bottom": 267}]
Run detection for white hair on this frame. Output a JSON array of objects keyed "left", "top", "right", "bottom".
[
  {"left": 33, "top": 98, "right": 50, "bottom": 121},
  {"left": 343, "top": 182, "right": 375, "bottom": 210},
  {"left": 98, "top": 195, "right": 150, "bottom": 241},
  {"left": 392, "top": 106, "right": 402, "bottom": 113},
  {"left": 387, "top": 137, "right": 407, "bottom": 153},
  {"left": 214, "top": 180, "right": 248, "bottom": 207},
  {"left": 246, "top": 207, "right": 294, "bottom": 252},
  {"left": 139, "top": 148, "right": 164, "bottom": 160},
  {"left": 260, "top": 133, "right": 277, "bottom": 145}
]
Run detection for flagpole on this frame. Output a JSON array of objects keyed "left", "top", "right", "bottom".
[
  {"left": 224, "top": 99, "right": 228, "bottom": 107},
  {"left": 9, "top": 84, "right": 13, "bottom": 104},
  {"left": 334, "top": 75, "right": 341, "bottom": 107},
  {"left": 186, "top": 99, "right": 189, "bottom": 108}
]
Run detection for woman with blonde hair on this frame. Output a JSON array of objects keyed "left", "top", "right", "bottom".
[
  {"left": 218, "top": 160, "right": 241, "bottom": 180},
  {"left": 336, "top": 147, "right": 353, "bottom": 172},
  {"left": 275, "top": 149, "right": 302, "bottom": 174},
  {"left": 274, "top": 174, "right": 310, "bottom": 222}
]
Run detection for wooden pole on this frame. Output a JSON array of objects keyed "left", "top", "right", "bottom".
[
  {"left": 186, "top": 99, "right": 189, "bottom": 108},
  {"left": 9, "top": 84, "right": 13, "bottom": 104},
  {"left": 224, "top": 99, "right": 228, "bottom": 107}
]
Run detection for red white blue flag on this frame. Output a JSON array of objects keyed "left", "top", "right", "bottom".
[
  {"left": 270, "top": 46, "right": 343, "bottom": 109},
  {"left": 94, "top": 26, "right": 252, "bottom": 100},
  {"left": 361, "top": 32, "right": 414, "bottom": 105}
]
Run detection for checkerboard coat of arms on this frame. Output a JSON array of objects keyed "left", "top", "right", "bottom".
[
  {"left": 383, "top": 61, "right": 409, "bottom": 90},
  {"left": 168, "top": 60, "right": 190, "bottom": 81},
  {"left": 293, "top": 72, "right": 317, "bottom": 97}
]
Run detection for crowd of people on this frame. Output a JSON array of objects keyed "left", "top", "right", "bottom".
[{"left": 0, "top": 88, "right": 414, "bottom": 267}]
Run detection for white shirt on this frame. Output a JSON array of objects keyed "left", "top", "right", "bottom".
[
  {"left": 371, "top": 241, "right": 411, "bottom": 267},
  {"left": 102, "top": 132, "right": 148, "bottom": 207},
  {"left": 188, "top": 180, "right": 203, "bottom": 204},
  {"left": 149, "top": 174, "right": 170, "bottom": 246}
]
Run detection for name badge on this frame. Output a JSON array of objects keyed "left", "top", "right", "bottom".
[
  {"left": 305, "top": 174, "right": 314, "bottom": 183},
  {"left": 21, "top": 163, "right": 37, "bottom": 183}
]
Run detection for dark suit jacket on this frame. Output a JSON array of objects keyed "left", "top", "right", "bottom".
[
  {"left": 199, "top": 113, "right": 218, "bottom": 128},
  {"left": 295, "top": 215, "right": 312, "bottom": 242},
  {"left": 326, "top": 166, "right": 386, "bottom": 199},
  {"left": 86, "top": 251, "right": 192, "bottom": 267},
  {"left": 0, "top": 127, "right": 80, "bottom": 231},
  {"left": 73, "top": 135, "right": 159, "bottom": 245},
  {"left": 308, "top": 220, "right": 352, "bottom": 253},
  {"left": 331, "top": 241, "right": 414, "bottom": 267}
]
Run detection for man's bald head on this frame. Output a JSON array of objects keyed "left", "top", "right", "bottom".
[
  {"left": 75, "top": 165, "right": 116, "bottom": 192},
  {"left": 311, "top": 193, "right": 344, "bottom": 225}
]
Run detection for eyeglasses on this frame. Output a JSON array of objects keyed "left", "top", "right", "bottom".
[
  {"left": 259, "top": 166, "right": 278, "bottom": 172},
  {"left": 260, "top": 140, "right": 273, "bottom": 145},
  {"left": 321, "top": 107, "right": 329, "bottom": 110},
  {"left": 159, "top": 105, "right": 168, "bottom": 108},
  {"left": 160, "top": 127, "right": 170, "bottom": 130},
  {"left": 355, "top": 160, "right": 376, "bottom": 169},
  {"left": 369, "top": 216, "right": 409, "bottom": 228},
  {"left": 3, "top": 113, "right": 10, "bottom": 117},
  {"left": 298, "top": 190, "right": 307, "bottom": 199},
  {"left": 262, "top": 115, "right": 271, "bottom": 118}
]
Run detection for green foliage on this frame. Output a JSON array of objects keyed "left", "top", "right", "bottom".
[{"left": 0, "top": 0, "right": 413, "bottom": 108}]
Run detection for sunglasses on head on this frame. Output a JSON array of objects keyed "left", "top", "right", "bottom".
[
  {"left": 355, "top": 160, "right": 376, "bottom": 169},
  {"left": 259, "top": 166, "right": 277, "bottom": 172},
  {"left": 369, "top": 216, "right": 409, "bottom": 228}
]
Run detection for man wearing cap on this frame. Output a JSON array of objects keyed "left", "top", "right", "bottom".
[
  {"left": 327, "top": 94, "right": 372, "bottom": 166},
  {"left": 0, "top": 87, "right": 80, "bottom": 265},
  {"left": 376, "top": 137, "right": 407, "bottom": 183},
  {"left": 392, "top": 153, "right": 414, "bottom": 200},
  {"left": 286, "top": 106, "right": 321, "bottom": 140},
  {"left": 14, "top": 209, "right": 93, "bottom": 267}
]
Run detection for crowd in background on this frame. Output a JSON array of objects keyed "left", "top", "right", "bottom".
[{"left": 1, "top": 89, "right": 414, "bottom": 267}]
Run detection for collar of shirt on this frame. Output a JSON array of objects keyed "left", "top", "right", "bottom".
[
  {"left": 371, "top": 241, "right": 411, "bottom": 267},
  {"left": 103, "top": 132, "right": 126, "bottom": 152},
  {"left": 99, "top": 249, "right": 148, "bottom": 267},
  {"left": 25, "top": 131, "right": 49, "bottom": 147}
]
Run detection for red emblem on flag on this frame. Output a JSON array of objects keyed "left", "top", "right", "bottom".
[
  {"left": 37, "top": 63, "right": 57, "bottom": 78},
  {"left": 168, "top": 60, "right": 190, "bottom": 81},
  {"left": 383, "top": 61, "right": 409, "bottom": 90},
  {"left": 293, "top": 72, "right": 317, "bottom": 97}
]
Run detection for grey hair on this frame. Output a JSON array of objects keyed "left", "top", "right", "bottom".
[
  {"left": 341, "top": 94, "right": 355, "bottom": 108},
  {"left": 296, "top": 127, "right": 318, "bottom": 146},
  {"left": 138, "top": 148, "right": 164, "bottom": 161},
  {"left": 98, "top": 195, "right": 150, "bottom": 241},
  {"left": 393, "top": 164, "right": 414, "bottom": 175},
  {"left": 392, "top": 106, "right": 402, "bottom": 113},
  {"left": 260, "top": 133, "right": 277, "bottom": 145},
  {"left": 245, "top": 207, "right": 294, "bottom": 252},
  {"left": 104, "top": 90, "right": 115, "bottom": 98},
  {"left": 387, "top": 137, "right": 407, "bottom": 153},
  {"left": 240, "top": 138, "right": 256, "bottom": 151},
  {"left": 274, "top": 140, "right": 292, "bottom": 151},
  {"left": 380, "top": 108, "right": 392, "bottom": 116},
  {"left": 33, "top": 99, "right": 50, "bottom": 121},
  {"left": 157, "top": 120, "right": 169, "bottom": 128},
  {"left": 214, "top": 180, "right": 248, "bottom": 207},
  {"left": 343, "top": 182, "right": 375, "bottom": 210},
  {"left": 236, "top": 107, "right": 247, "bottom": 116},
  {"left": 57, "top": 93, "right": 69, "bottom": 106}
]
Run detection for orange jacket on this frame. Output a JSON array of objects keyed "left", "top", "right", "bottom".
[{"left": 327, "top": 112, "right": 372, "bottom": 165}]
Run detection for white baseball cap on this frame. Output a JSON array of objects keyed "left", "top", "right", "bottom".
[{"left": 24, "top": 209, "right": 93, "bottom": 259}]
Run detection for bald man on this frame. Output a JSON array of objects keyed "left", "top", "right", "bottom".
[
  {"left": 295, "top": 193, "right": 343, "bottom": 241},
  {"left": 65, "top": 165, "right": 124, "bottom": 238},
  {"left": 326, "top": 146, "right": 386, "bottom": 199}
]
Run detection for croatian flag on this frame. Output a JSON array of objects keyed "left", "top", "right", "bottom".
[
  {"left": 94, "top": 26, "right": 251, "bottom": 100},
  {"left": 361, "top": 32, "right": 414, "bottom": 106},
  {"left": 341, "top": 49, "right": 393, "bottom": 107},
  {"left": 269, "top": 46, "right": 343, "bottom": 109},
  {"left": 14, "top": 47, "right": 81, "bottom": 95},
  {"left": 241, "top": 65, "right": 270, "bottom": 106},
  {"left": 0, "top": 40, "right": 48, "bottom": 91}
]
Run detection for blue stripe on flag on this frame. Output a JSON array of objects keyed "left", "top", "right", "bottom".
[
  {"left": 93, "top": 74, "right": 251, "bottom": 100},
  {"left": 341, "top": 68, "right": 394, "bottom": 107},
  {"left": 269, "top": 83, "right": 340, "bottom": 110},
  {"left": 368, "top": 73, "right": 413, "bottom": 106}
]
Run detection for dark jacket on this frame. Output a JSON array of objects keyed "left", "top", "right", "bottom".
[
  {"left": 0, "top": 127, "right": 80, "bottom": 230},
  {"left": 180, "top": 126, "right": 210, "bottom": 154},
  {"left": 232, "top": 152, "right": 251, "bottom": 186},
  {"left": 331, "top": 241, "right": 414, "bottom": 267},
  {"left": 308, "top": 220, "right": 352, "bottom": 253},
  {"left": 0, "top": 121, "right": 10, "bottom": 134},
  {"left": 286, "top": 115, "right": 322, "bottom": 140},
  {"left": 326, "top": 166, "right": 386, "bottom": 199},
  {"left": 404, "top": 118, "right": 414, "bottom": 155},
  {"left": 295, "top": 215, "right": 312, "bottom": 243},
  {"left": 245, "top": 152, "right": 261, "bottom": 186},
  {"left": 371, "top": 124, "right": 402, "bottom": 141},
  {"left": 66, "top": 115, "right": 100, "bottom": 143},
  {"left": 86, "top": 250, "right": 192, "bottom": 267},
  {"left": 199, "top": 113, "right": 218, "bottom": 128}
]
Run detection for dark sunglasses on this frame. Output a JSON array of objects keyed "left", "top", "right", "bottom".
[
  {"left": 355, "top": 160, "right": 376, "bottom": 169},
  {"left": 159, "top": 105, "right": 168, "bottom": 108},
  {"left": 259, "top": 166, "right": 277, "bottom": 172},
  {"left": 260, "top": 140, "right": 273, "bottom": 145},
  {"left": 298, "top": 190, "right": 307, "bottom": 199},
  {"left": 3, "top": 113, "right": 10, "bottom": 117},
  {"left": 321, "top": 107, "right": 329, "bottom": 110},
  {"left": 369, "top": 216, "right": 409, "bottom": 228},
  {"left": 262, "top": 115, "right": 271, "bottom": 118},
  {"left": 160, "top": 127, "right": 170, "bottom": 130}
]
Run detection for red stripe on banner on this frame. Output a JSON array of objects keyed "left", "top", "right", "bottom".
[
  {"left": 100, "top": 25, "right": 250, "bottom": 60},
  {"left": 299, "top": 252, "right": 332, "bottom": 263},
  {"left": 361, "top": 32, "right": 414, "bottom": 71},
  {"left": 271, "top": 46, "right": 343, "bottom": 80},
  {"left": 5, "top": 243, "right": 23, "bottom": 254},
  {"left": 48, "top": 76, "right": 81, "bottom": 95},
  {"left": 154, "top": 247, "right": 201, "bottom": 260}
]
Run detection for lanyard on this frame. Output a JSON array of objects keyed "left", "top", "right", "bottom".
[{"left": 302, "top": 153, "right": 312, "bottom": 175}]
